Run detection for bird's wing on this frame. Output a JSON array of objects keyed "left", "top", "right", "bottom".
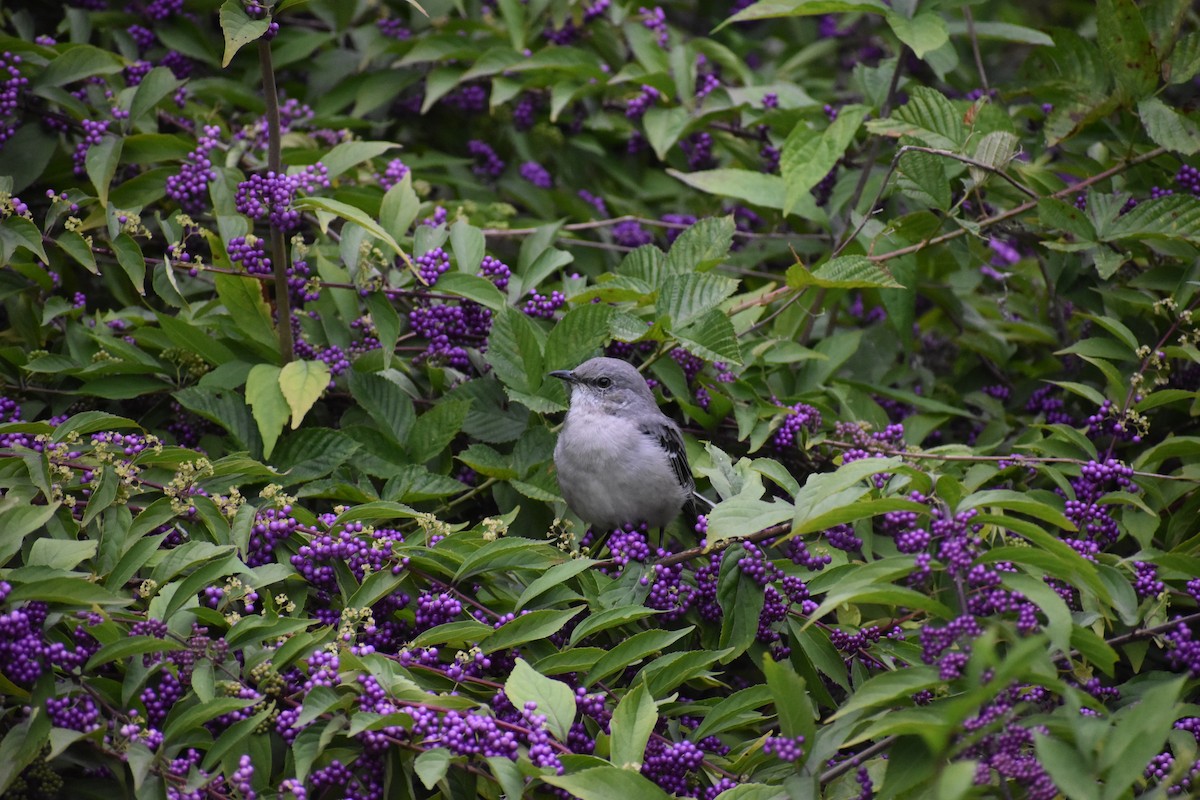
[{"left": 641, "top": 419, "right": 695, "bottom": 497}]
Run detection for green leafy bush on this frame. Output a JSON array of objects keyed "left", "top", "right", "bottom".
[{"left": 1, "top": 0, "right": 1199, "bottom": 798}]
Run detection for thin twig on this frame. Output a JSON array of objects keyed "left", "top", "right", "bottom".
[
  {"left": 896, "top": 144, "right": 1038, "bottom": 199},
  {"left": 963, "top": 7, "right": 989, "bottom": 93}
]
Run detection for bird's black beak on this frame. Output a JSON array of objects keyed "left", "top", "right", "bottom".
[{"left": 549, "top": 370, "right": 577, "bottom": 384}]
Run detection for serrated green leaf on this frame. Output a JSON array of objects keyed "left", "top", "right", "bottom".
[
  {"left": 663, "top": 216, "right": 736, "bottom": 274},
  {"left": 786, "top": 255, "right": 903, "bottom": 289},
  {"left": 782, "top": 106, "right": 866, "bottom": 215},
  {"left": 278, "top": 360, "right": 330, "bottom": 429},
  {"left": 869, "top": 86, "right": 965, "bottom": 150},
  {"left": 216, "top": 272, "right": 278, "bottom": 353},
  {"left": 1138, "top": 96, "right": 1200, "bottom": 155},
  {"left": 1097, "top": 0, "right": 1158, "bottom": 101},
  {"left": 407, "top": 397, "right": 470, "bottom": 463},
  {"left": 487, "top": 306, "right": 544, "bottom": 395},
  {"left": 674, "top": 308, "right": 742, "bottom": 364}
]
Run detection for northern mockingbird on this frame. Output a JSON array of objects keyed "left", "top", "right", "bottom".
[{"left": 550, "top": 357, "right": 710, "bottom": 531}]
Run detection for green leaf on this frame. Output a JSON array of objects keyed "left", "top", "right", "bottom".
[
  {"left": 482, "top": 608, "right": 582, "bottom": 654},
  {"left": 674, "top": 309, "right": 743, "bottom": 364},
  {"left": 0, "top": 707, "right": 51, "bottom": 795},
  {"left": 944, "top": 20, "right": 1054, "bottom": 46},
  {"left": 27, "top": 538, "right": 97, "bottom": 570},
  {"left": 828, "top": 664, "right": 940, "bottom": 721},
  {"left": 216, "top": 272, "right": 278, "bottom": 354},
  {"left": 660, "top": 272, "right": 739, "bottom": 329},
  {"left": 717, "top": 548, "right": 765, "bottom": 660},
  {"left": 781, "top": 107, "right": 865, "bottom": 216},
  {"left": 1138, "top": 96, "right": 1200, "bottom": 155},
  {"left": 487, "top": 306, "right": 544, "bottom": 396},
  {"left": 163, "top": 697, "right": 258, "bottom": 742},
  {"left": 0, "top": 216, "right": 49, "bottom": 263},
  {"left": 81, "top": 466, "right": 118, "bottom": 527},
  {"left": 1035, "top": 733, "right": 1102, "bottom": 800},
  {"left": 969, "top": 131, "right": 1020, "bottom": 187},
  {"left": 897, "top": 146, "right": 951, "bottom": 210},
  {"left": 868, "top": 86, "right": 965, "bottom": 150},
  {"left": 436, "top": 272, "right": 508, "bottom": 311},
  {"left": 449, "top": 219, "right": 486, "bottom": 274},
  {"left": 348, "top": 369, "right": 414, "bottom": 444},
  {"left": 129, "top": 67, "right": 181, "bottom": 123},
  {"left": 85, "top": 134, "right": 122, "bottom": 208},
  {"left": 706, "top": 494, "right": 794, "bottom": 546},
  {"left": 245, "top": 364, "right": 287, "bottom": 458},
  {"left": 504, "top": 658, "right": 577, "bottom": 740},
  {"left": 543, "top": 766, "right": 672, "bottom": 800},
  {"left": 643, "top": 106, "right": 691, "bottom": 161},
  {"left": 57, "top": 230, "right": 98, "bottom": 273},
  {"left": 202, "top": 709, "right": 273, "bottom": 772},
  {"left": 414, "top": 748, "right": 451, "bottom": 790},
  {"left": 407, "top": 397, "right": 470, "bottom": 463},
  {"left": 786, "top": 255, "right": 903, "bottom": 289},
  {"left": 669, "top": 169, "right": 823, "bottom": 221},
  {"left": 278, "top": 360, "right": 330, "bottom": 429},
  {"left": 610, "top": 682, "right": 658, "bottom": 769},
  {"left": 1166, "top": 30, "right": 1200, "bottom": 84},
  {"left": 721, "top": 0, "right": 889, "bottom": 30},
  {"left": 112, "top": 233, "right": 146, "bottom": 295},
  {"left": 584, "top": 627, "right": 693, "bottom": 687},
  {"left": 886, "top": 11, "right": 949, "bottom": 59},
  {"left": 86, "top": 636, "right": 186, "bottom": 671},
  {"left": 763, "top": 656, "right": 815, "bottom": 747},
  {"left": 515, "top": 558, "right": 594, "bottom": 612},
  {"left": 1097, "top": 0, "right": 1158, "bottom": 101},
  {"left": 690, "top": 685, "right": 773, "bottom": 741},
  {"left": 320, "top": 140, "right": 398, "bottom": 181},
  {"left": 568, "top": 606, "right": 660, "bottom": 647},
  {"left": 33, "top": 44, "right": 123, "bottom": 88},
  {"left": 958, "top": 489, "right": 1075, "bottom": 530},
  {"left": 364, "top": 291, "right": 400, "bottom": 357},
  {"left": 380, "top": 172, "right": 420, "bottom": 241},
  {"left": 219, "top": 0, "right": 270, "bottom": 67},
  {"left": 7, "top": 577, "right": 132, "bottom": 607},
  {"left": 663, "top": 216, "right": 736, "bottom": 274},
  {"left": 1104, "top": 194, "right": 1200, "bottom": 243},
  {"left": 294, "top": 196, "right": 405, "bottom": 256},
  {"left": 1100, "top": 676, "right": 1186, "bottom": 800}
]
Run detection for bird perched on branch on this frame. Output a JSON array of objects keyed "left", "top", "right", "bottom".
[{"left": 550, "top": 356, "right": 711, "bottom": 532}]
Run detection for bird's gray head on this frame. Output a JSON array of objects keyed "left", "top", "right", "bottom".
[{"left": 550, "top": 357, "right": 655, "bottom": 413}]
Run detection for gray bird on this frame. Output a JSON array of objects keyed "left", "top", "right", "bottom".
[{"left": 550, "top": 356, "right": 709, "bottom": 531}]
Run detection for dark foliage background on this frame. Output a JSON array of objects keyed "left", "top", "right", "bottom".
[{"left": 1, "top": 0, "right": 1199, "bottom": 798}]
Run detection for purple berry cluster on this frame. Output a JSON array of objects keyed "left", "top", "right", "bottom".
[
  {"left": 468, "top": 139, "right": 506, "bottom": 178},
  {"left": 625, "top": 84, "right": 661, "bottom": 119},
  {"left": 519, "top": 160, "right": 553, "bottom": 188},
  {"left": 0, "top": 51, "right": 27, "bottom": 148},
  {"left": 772, "top": 401, "right": 822, "bottom": 449},
  {"left": 235, "top": 164, "right": 330, "bottom": 231}
]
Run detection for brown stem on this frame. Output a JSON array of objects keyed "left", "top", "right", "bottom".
[{"left": 258, "top": 39, "right": 294, "bottom": 363}]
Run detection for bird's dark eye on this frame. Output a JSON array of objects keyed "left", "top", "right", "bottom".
[{"left": 595, "top": 376, "right": 613, "bottom": 389}]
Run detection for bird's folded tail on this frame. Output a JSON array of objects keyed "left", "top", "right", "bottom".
[{"left": 687, "top": 491, "right": 715, "bottom": 515}]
